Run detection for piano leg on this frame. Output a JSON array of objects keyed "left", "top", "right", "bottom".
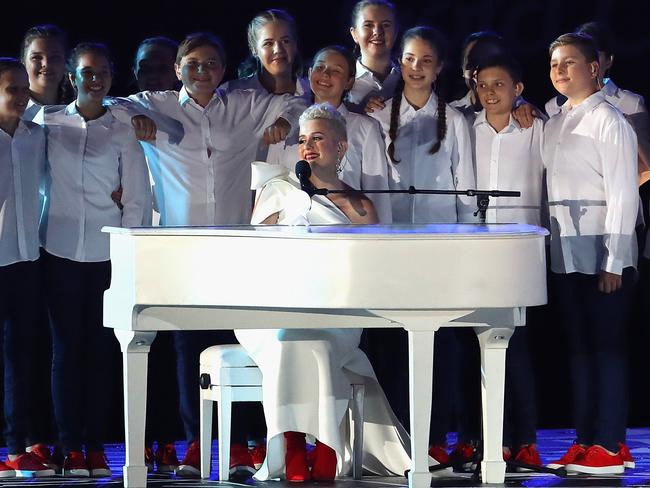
[
  {"left": 475, "top": 326, "right": 514, "bottom": 484},
  {"left": 407, "top": 329, "right": 434, "bottom": 488},
  {"left": 114, "top": 330, "right": 157, "bottom": 488}
]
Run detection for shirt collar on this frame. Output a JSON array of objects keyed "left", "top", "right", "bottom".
[
  {"left": 355, "top": 59, "right": 399, "bottom": 80},
  {"left": 178, "top": 86, "right": 223, "bottom": 109},
  {"left": 601, "top": 78, "right": 618, "bottom": 97},
  {"left": 398, "top": 91, "right": 439, "bottom": 121},
  {"left": 454, "top": 91, "right": 474, "bottom": 110},
  {"left": 562, "top": 90, "right": 606, "bottom": 115},
  {"left": 473, "top": 110, "right": 521, "bottom": 132},
  {"left": 64, "top": 101, "right": 113, "bottom": 127}
]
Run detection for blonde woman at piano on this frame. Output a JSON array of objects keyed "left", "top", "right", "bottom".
[{"left": 236, "top": 103, "right": 412, "bottom": 482}]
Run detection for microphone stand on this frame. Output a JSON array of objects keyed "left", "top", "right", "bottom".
[{"left": 303, "top": 185, "right": 521, "bottom": 224}]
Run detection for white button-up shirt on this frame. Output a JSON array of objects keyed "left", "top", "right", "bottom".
[
  {"left": 346, "top": 60, "right": 402, "bottom": 114},
  {"left": 221, "top": 74, "right": 312, "bottom": 165},
  {"left": 265, "top": 103, "right": 393, "bottom": 223},
  {"left": 542, "top": 91, "right": 638, "bottom": 275},
  {"left": 0, "top": 120, "right": 45, "bottom": 266},
  {"left": 109, "top": 87, "right": 305, "bottom": 226},
  {"left": 473, "top": 111, "right": 544, "bottom": 225},
  {"left": 370, "top": 92, "right": 476, "bottom": 223},
  {"left": 545, "top": 79, "right": 649, "bottom": 176},
  {"left": 40, "top": 103, "right": 151, "bottom": 262}
]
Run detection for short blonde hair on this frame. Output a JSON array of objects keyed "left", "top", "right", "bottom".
[{"left": 298, "top": 103, "right": 347, "bottom": 141}]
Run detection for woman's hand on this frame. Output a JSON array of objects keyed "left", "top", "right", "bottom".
[
  {"left": 598, "top": 271, "right": 622, "bottom": 293},
  {"left": 263, "top": 117, "right": 291, "bottom": 145},
  {"left": 364, "top": 96, "right": 385, "bottom": 114},
  {"left": 131, "top": 115, "right": 157, "bottom": 141}
]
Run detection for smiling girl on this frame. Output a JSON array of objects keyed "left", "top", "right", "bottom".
[
  {"left": 347, "top": 0, "right": 400, "bottom": 113},
  {"left": 20, "top": 25, "right": 71, "bottom": 121},
  {"left": 368, "top": 26, "right": 478, "bottom": 466},
  {"left": 40, "top": 42, "right": 151, "bottom": 478},
  {"left": 369, "top": 26, "right": 475, "bottom": 223}
]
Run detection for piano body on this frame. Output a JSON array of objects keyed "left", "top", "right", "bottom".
[{"left": 103, "top": 223, "right": 548, "bottom": 487}]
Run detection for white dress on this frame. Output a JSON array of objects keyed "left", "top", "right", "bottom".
[{"left": 235, "top": 162, "right": 412, "bottom": 480}]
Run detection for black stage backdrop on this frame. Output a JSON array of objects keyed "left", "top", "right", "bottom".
[{"left": 1, "top": 0, "right": 650, "bottom": 443}]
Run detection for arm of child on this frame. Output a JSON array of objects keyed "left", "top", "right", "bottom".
[
  {"left": 118, "top": 128, "right": 153, "bottom": 227},
  {"left": 600, "top": 117, "right": 639, "bottom": 289}
]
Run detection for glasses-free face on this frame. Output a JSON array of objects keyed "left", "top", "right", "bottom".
[
  {"left": 350, "top": 5, "right": 396, "bottom": 60},
  {"left": 298, "top": 118, "right": 346, "bottom": 170},
  {"left": 254, "top": 20, "right": 297, "bottom": 78},
  {"left": 550, "top": 44, "right": 599, "bottom": 100},
  {"left": 69, "top": 52, "right": 112, "bottom": 103},
  {"left": 23, "top": 37, "right": 66, "bottom": 93},
  {"left": 175, "top": 45, "right": 225, "bottom": 99},
  {"left": 400, "top": 37, "right": 442, "bottom": 91},
  {"left": 476, "top": 66, "right": 523, "bottom": 115},
  {"left": 309, "top": 50, "right": 354, "bottom": 104},
  {"left": 135, "top": 44, "right": 177, "bottom": 92},
  {"left": 0, "top": 68, "right": 30, "bottom": 120}
]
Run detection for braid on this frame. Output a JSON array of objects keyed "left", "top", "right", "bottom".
[
  {"left": 387, "top": 77, "right": 404, "bottom": 163},
  {"left": 430, "top": 82, "right": 446, "bottom": 155}
]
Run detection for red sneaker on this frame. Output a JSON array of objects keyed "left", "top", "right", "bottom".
[
  {"left": 5, "top": 453, "right": 55, "bottom": 478},
  {"left": 86, "top": 451, "right": 111, "bottom": 478},
  {"left": 63, "top": 451, "right": 89, "bottom": 477},
  {"left": 249, "top": 444, "right": 266, "bottom": 470},
  {"left": 312, "top": 440, "right": 337, "bottom": 481},
  {"left": 284, "top": 432, "right": 309, "bottom": 482},
  {"left": 0, "top": 460, "right": 15, "bottom": 478},
  {"left": 145, "top": 447, "right": 154, "bottom": 473},
  {"left": 229, "top": 444, "right": 256, "bottom": 477},
  {"left": 156, "top": 443, "right": 179, "bottom": 473},
  {"left": 618, "top": 443, "right": 635, "bottom": 469},
  {"left": 513, "top": 445, "right": 542, "bottom": 472},
  {"left": 27, "top": 444, "right": 59, "bottom": 471},
  {"left": 450, "top": 443, "right": 476, "bottom": 470},
  {"left": 566, "top": 445, "right": 624, "bottom": 475},
  {"left": 546, "top": 443, "right": 586, "bottom": 469},
  {"left": 428, "top": 445, "right": 450, "bottom": 464},
  {"left": 175, "top": 441, "right": 199, "bottom": 478}
]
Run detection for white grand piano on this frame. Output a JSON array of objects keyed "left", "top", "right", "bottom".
[{"left": 103, "top": 223, "right": 548, "bottom": 488}]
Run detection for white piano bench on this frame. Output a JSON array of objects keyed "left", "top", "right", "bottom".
[{"left": 198, "top": 343, "right": 366, "bottom": 481}]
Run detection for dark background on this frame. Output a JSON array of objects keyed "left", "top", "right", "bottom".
[
  {"left": 1, "top": 0, "right": 649, "bottom": 443},
  {"left": 3, "top": 0, "right": 650, "bottom": 106}
]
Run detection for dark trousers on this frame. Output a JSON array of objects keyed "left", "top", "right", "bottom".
[
  {"left": 0, "top": 259, "right": 41, "bottom": 454},
  {"left": 503, "top": 326, "right": 537, "bottom": 448},
  {"left": 362, "top": 327, "right": 480, "bottom": 445},
  {"left": 145, "top": 331, "right": 181, "bottom": 446},
  {"left": 173, "top": 330, "right": 266, "bottom": 445},
  {"left": 44, "top": 251, "right": 114, "bottom": 453},
  {"left": 552, "top": 268, "right": 635, "bottom": 452}
]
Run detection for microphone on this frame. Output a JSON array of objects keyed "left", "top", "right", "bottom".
[{"left": 295, "top": 160, "right": 316, "bottom": 196}]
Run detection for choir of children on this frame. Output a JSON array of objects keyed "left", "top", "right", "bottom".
[{"left": 0, "top": 1, "right": 645, "bottom": 480}]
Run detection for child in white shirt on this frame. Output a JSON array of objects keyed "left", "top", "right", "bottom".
[
  {"left": 543, "top": 33, "right": 638, "bottom": 475},
  {"left": 473, "top": 55, "right": 545, "bottom": 467},
  {"left": 0, "top": 58, "right": 53, "bottom": 478},
  {"left": 40, "top": 43, "right": 151, "bottom": 478}
]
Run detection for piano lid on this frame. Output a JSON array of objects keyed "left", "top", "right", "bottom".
[{"left": 102, "top": 223, "right": 548, "bottom": 240}]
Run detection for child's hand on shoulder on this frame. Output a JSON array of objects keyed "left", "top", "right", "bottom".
[
  {"left": 263, "top": 117, "right": 290, "bottom": 145},
  {"left": 364, "top": 96, "right": 386, "bottom": 114},
  {"left": 131, "top": 115, "right": 157, "bottom": 141}
]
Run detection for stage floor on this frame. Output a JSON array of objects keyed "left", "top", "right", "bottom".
[{"left": 2, "top": 428, "right": 650, "bottom": 487}]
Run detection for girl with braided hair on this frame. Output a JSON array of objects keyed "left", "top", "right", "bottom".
[
  {"left": 369, "top": 26, "right": 475, "bottom": 224},
  {"left": 369, "top": 27, "right": 480, "bottom": 468}
]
